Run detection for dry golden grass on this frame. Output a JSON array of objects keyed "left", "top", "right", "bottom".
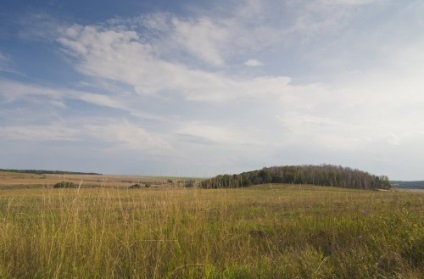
[
  {"left": 0, "top": 172, "right": 423, "bottom": 278},
  {"left": 0, "top": 171, "right": 187, "bottom": 189}
]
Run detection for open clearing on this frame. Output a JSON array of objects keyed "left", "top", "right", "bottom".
[{"left": 0, "top": 172, "right": 423, "bottom": 278}]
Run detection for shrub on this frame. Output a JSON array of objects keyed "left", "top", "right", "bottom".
[
  {"left": 185, "top": 180, "right": 195, "bottom": 188},
  {"left": 53, "top": 181, "right": 78, "bottom": 188}
]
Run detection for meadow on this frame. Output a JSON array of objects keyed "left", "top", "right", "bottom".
[{"left": 0, "top": 173, "right": 423, "bottom": 278}]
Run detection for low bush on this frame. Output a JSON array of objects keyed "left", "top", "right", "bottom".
[{"left": 53, "top": 181, "right": 78, "bottom": 188}]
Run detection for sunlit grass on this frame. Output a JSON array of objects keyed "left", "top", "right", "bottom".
[{"left": 0, "top": 185, "right": 423, "bottom": 278}]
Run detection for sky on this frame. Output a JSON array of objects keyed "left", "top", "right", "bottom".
[{"left": 0, "top": 0, "right": 423, "bottom": 179}]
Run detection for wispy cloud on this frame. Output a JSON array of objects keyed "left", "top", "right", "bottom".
[
  {"left": 0, "top": 52, "right": 11, "bottom": 72},
  {"left": 321, "top": 0, "right": 379, "bottom": 5},
  {"left": 171, "top": 17, "right": 229, "bottom": 66},
  {"left": 0, "top": 51, "right": 19, "bottom": 75},
  {"left": 56, "top": 22, "right": 296, "bottom": 102},
  {"left": 244, "top": 59, "right": 263, "bottom": 67},
  {"left": 15, "top": 13, "right": 61, "bottom": 41},
  {"left": 0, "top": 79, "right": 64, "bottom": 105},
  {"left": 176, "top": 121, "right": 245, "bottom": 145},
  {"left": 82, "top": 119, "right": 174, "bottom": 152},
  {"left": 0, "top": 123, "right": 79, "bottom": 141}
]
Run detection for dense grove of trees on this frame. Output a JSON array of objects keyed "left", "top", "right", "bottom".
[{"left": 201, "top": 165, "right": 391, "bottom": 190}]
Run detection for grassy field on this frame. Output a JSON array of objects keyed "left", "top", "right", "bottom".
[
  {"left": 0, "top": 171, "right": 188, "bottom": 189},
  {"left": 0, "top": 174, "right": 423, "bottom": 278}
]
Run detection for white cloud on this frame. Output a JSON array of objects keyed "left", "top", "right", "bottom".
[
  {"left": 0, "top": 52, "right": 11, "bottom": 72},
  {"left": 56, "top": 23, "right": 297, "bottom": 102},
  {"left": 0, "top": 123, "right": 79, "bottom": 141},
  {"left": 0, "top": 116, "right": 173, "bottom": 154},
  {"left": 76, "top": 93, "right": 125, "bottom": 110},
  {"left": 276, "top": 112, "right": 365, "bottom": 150},
  {"left": 176, "top": 122, "right": 242, "bottom": 145},
  {"left": 0, "top": 51, "right": 20, "bottom": 75},
  {"left": 82, "top": 119, "right": 174, "bottom": 152},
  {"left": 0, "top": 78, "right": 171, "bottom": 124},
  {"left": 0, "top": 79, "right": 174, "bottom": 154},
  {"left": 244, "top": 59, "right": 263, "bottom": 67},
  {"left": 321, "top": 0, "right": 378, "bottom": 5},
  {"left": 386, "top": 132, "right": 400, "bottom": 146},
  {"left": 0, "top": 79, "right": 64, "bottom": 104},
  {"left": 16, "top": 13, "right": 62, "bottom": 41},
  {"left": 140, "top": 12, "right": 171, "bottom": 31},
  {"left": 171, "top": 17, "right": 229, "bottom": 66}
]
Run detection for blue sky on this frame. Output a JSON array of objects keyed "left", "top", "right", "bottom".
[{"left": 1, "top": 0, "right": 423, "bottom": 179}]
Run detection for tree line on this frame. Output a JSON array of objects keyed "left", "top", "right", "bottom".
[
  {"left": 200, "top": 165, "right": 391, "bottom": 190},
  {"left": 0, "top": 169, "right": 101, "bottom": 175}
]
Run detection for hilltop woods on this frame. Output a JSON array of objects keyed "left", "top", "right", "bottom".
[{"left": 201, "top": 165, "right": 391, "bottom": 190}]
